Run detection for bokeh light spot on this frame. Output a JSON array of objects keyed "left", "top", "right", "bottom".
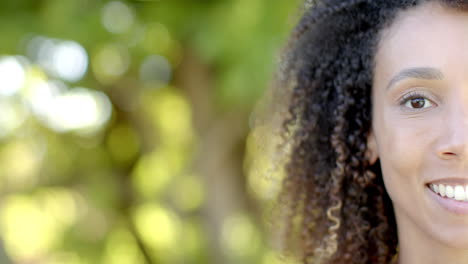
[
  {"left": 43, "top": 87, "right": 112, "bottom": 133},
  {"left": 132, "top": 149, "right": 177, "bottom": 199},
  {"left": 27, "top": 36, "right": 88, "bottom": 82},
  {"left": 0, "top": 140, "right": 43, "bottom": 189},
  {"left": 133, "top": 204, "right": 179, "bottom": 251},
  {"left": 143, "top": 88, "right": 193, "bottom": 147},
  {"left": 102, "top": 1, "right": 135, "bottom": 34},
  {"left": 103, "top": 227, "right": 144, "bottom": 264},
  {"left": 0, "top": 56, "right": 26, "bottom": 96},
  {"left": 139, "top": 55, "right": 172, "bottom": 86},
  {"left": 24, "top": 79, "right": 67, "bottom": 118},
  {"left": 0, "top": 195, "right": 62, "bottom": 261},
  {"left": 221, "top": 213, "right": 261, "bottom": 258},
  {"left": 171, "top": 174, "right": 204, "bottom": 212},
  {"left": 0, "top": 100, "right": 27, "bottom": 138},
  {"left": 52, "top": 41, "right": 88, "bottom": 82},
  {"left": 38, "top": 188, "right": 79, "bottom": 228},
  {"left": 143, "top": 23, "right": 171, "bottom": 55},
  {"left": 92, "top": 44, "right": 130, "bottom": 84}
]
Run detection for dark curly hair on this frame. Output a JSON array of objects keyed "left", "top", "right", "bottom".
[{"left": 270, "top": 0, "right": 468, "bottom": 263}]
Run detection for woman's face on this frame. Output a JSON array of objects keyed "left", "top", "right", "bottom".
[{"left": 369, "top": 2, "right": 468, "bottom": 249}]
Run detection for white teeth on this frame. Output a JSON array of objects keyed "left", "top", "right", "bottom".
[
  {"left": 455, "top": 186, "right": 466, "bottom": 201},
  {"left": 439, "top": 184, "right": 446, "bottom": 197},
  {"left": 466, "top": 185, "right": 468, "bottom": 201},
  {"left": 430, "top": 183, "right": 468, "bottom": 202},
  {"left": 446, "top": 186, "right": 454, "bottom": 198}
]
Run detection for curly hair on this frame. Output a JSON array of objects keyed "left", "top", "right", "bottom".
[{"left": 273, "top": 0, "right": 468, "bottom": 263}]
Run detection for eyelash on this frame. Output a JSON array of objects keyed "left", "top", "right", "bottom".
[{"left": 398, "top": 91, "right": 435, "bottom": 109}]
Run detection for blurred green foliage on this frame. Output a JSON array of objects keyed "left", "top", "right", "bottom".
[{"left": 0, "top": 0, "right": 301, "bottom": 263}]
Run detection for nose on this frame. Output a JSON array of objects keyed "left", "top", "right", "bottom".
[{"left": 437, "top": 100, "right": 468, "bottom": 161}]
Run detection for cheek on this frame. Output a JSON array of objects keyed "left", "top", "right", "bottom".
[
  {"left": 374, "top": 113, "right": 434, "bottom": 189},
  {"left": 379, "top": 129, "right": 419, "bottom": 188}
]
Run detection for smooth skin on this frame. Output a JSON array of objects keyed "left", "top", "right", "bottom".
[{"left": 368, "top": 2, "right": 468, "bottom": 264}]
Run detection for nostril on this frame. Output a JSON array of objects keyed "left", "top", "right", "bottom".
[
  {"left": 437, "top": 141, "right": 467, "bottom": 159},
  {"left": 439, "top": 151, "right": 457, "bottom": 160},
  {"left": 439, "top": 151, "right": 457, "bottom": 159}
]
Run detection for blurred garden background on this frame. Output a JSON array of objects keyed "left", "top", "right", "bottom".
[{"left": 0, "top": 0, "right": 301, "bottom": 263}]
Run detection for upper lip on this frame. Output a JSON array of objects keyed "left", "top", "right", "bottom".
[{"left": 427, "top": 178, "right": 468, "bottom": 186}]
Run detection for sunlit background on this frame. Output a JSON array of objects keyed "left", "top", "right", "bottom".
[{"left": 0, "top": 0, "right": 300, "bottom": 263}]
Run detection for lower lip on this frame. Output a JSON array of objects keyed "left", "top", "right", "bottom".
[{"left": 427, "top": 186, "right": 468, "bottom": 215}]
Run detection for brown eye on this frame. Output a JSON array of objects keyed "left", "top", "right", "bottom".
[
  {"left": 410, "top": 98, "right": 425, "bottom": 108},
  {"left": 403, "top": 97, "right": 433, "bottom": 109},
  {"left": 400, "top": 91, "right": 435, "bottom": 110}
]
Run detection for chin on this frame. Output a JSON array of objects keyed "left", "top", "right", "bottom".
[{"left": 429, "top": 225, "right": 468, "bottom": 249}]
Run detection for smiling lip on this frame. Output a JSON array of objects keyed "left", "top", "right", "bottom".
[
  {"left": 427, "top": 185, "right": 468, "bottom": 215},
  {"left": 428, "top": 178, "right": 468, "bottom": 186}
]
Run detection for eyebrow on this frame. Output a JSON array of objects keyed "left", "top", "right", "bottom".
[{"left": 386, "top": 67, "right": 444, "bottom": 90}]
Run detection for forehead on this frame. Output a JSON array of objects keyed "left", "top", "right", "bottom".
[{"left": 374, "top": 2, "right": 468, "bottom": 85}]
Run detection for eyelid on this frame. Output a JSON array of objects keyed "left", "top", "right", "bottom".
[
  {"left": 398, "top": 90, "right": 428, "bottom": 104},
  {"left": 397, "top": 90, "right": 438, "bottom": 111},
  {"left": 395, "top": 87, "right": 437, "bottom": 104}
]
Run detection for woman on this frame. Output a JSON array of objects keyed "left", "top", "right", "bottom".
[{"left": 269, "top": 0, "right": 468, "bottom": 263}]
